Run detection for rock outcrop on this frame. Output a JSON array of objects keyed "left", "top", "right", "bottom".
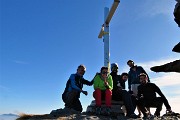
[
  {"left": 86, "top": 100, "right": 125, "bottom": 116},
  {"left": 172, "top": 42, "right": 180, "bottom": 53},
  {"left": 150, "top": 60, "right": 180, "bottom": 73},
  {"left": 174, "top": 0, "right": 180, "bottom": 27}
]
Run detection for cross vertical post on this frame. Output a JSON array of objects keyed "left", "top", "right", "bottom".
[{"left": 104, "top": 7, "right": 110, "bottom": 68}]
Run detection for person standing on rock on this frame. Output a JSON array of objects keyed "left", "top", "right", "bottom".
[
  {"left": 62, "top": 64, "right": 93, "bottom": 112},
  {"left": 93, "top": 66, "right": 113, "bottom": 115},
  {"left": 110, "top": 63, "right": 138, "bottom": 118}
]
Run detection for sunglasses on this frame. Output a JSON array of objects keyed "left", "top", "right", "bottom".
[
  {"left": 112, "top": 67, "right": 118, "bottom": 70},
  {"left": 102, "top": 71, "right": 109, "bottom": 74}
]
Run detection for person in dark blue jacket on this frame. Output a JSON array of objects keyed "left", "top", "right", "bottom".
[
  {"left": 62, "top": 64, "right": 93, "bottom": 112},
  {"left": 127, "top": 60, "right": 150, "bottom": 95}
]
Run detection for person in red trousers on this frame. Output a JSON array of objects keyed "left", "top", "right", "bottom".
[{"left": 93, "top": 66, "right": 113, "bottom": 115}]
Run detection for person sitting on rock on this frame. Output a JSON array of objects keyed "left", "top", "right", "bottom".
[
  {"left": 110, "top": 63, "right": 138, "bottom": 118},
  {"left": 137, "top": 73, "right": 173, "bottom": 118},
  {"left": 93, "top": 66, "right": 113, "bottom": 115},
  {"left": 62, "top": 64, "right": 93, "bottom": 112}
]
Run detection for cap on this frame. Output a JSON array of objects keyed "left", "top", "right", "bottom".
[
  {"left": 111, "top": 63, "right": 118, "bottom": 70},
  {"left": 127, "top": 60, "right": 134, "bottom": 64},
  {"left": 139, "top": 73, "right": 147, "bottom": 77}
]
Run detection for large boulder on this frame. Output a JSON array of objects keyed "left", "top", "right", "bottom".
[
  {"left": 86, "top": 100, "right": 125, "bottom": 116},
  {"left": 172, "top": 42, "right": 180, "bottom": 53},
  {"left": 150, "top": 60, "right": 180, "bottom": 73}
]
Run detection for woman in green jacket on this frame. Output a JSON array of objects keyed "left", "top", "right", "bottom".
[{"left": 93, "top": 66, "right": 113, "bottom": 115}]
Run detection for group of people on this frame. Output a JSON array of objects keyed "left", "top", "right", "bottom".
[{"left": 62, "top": 60, "right": 173, "bottom": 119}]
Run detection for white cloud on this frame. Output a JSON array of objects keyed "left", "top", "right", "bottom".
[
  {"left": 136, "top": 0, "right": 176, "bottom": 19},
  {"left": 170, "top": 97, "right": 180, "bottom": 111},
  {"left": 111, "top": 0, "right": 176, "bottom": 28},
  {"left": 152, "top": 73, "right": 180, "bottom": 87}
]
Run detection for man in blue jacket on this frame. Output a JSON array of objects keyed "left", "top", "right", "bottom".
[
  {"left": 62, "top": 64, "right": 93, "bottom": 112},
  {"left": 127, "top": 60, "right": 150, "bottom": 95}
]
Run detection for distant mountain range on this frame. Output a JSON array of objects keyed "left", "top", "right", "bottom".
[{"left": 0, "top": 113, "right": 19, "bottom": 120}]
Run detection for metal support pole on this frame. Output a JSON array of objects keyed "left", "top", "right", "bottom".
[{"left": 104, "top": 7, "right": 110, "bottom": 68}]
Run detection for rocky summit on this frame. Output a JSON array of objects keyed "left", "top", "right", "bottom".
[{"left": 17, "top": 100, "right": 180, "bottom": 120}]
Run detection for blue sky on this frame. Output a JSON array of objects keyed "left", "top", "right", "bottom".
[{"left": 1, "top": 0, "right": 180, "bottom": 115}]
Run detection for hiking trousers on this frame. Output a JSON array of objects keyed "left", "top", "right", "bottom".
[
  {"left": 112, "top": 89, "right": 135, "bottom": 115},
  {"left": 137, "top": 97, "right": 163, "bottom": 116},
  {"left": 62, "top": 90, "right": 82, "bottom": 112},
  {"left": 93, "top": 88, "right": 112, "bottom": 107}
]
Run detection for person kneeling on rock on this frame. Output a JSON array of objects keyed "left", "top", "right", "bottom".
[
  {"left": 136, "top": 73, "right": 173, "bottom": 119},
  {"left": 93, "top": 66, "right": 113, "bottom": 115},
  {"left": 62, "top": 64, "right": 93, "bottom": 112}
]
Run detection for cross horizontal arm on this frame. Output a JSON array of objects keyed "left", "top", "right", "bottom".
[{"left": 105, "top": 0, "right": 120, "bottom": 24}]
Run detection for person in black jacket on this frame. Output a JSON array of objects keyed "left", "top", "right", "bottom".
[
  {"left": 137, "top": 73, "right": 172, "bottom": 118},
  {"left": 62, "top": 64, "right": 93, "bottom": 112},
  {"left": 110, "top": 63, "right": 138, "bottom": 118}
]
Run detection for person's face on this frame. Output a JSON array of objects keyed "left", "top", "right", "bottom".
[
  {"left": 111, "top": 66, "right": 118, "bottom": 73},
  {"left": 127, "top": 61, "right": 134, "bottom": 68},
  {"left": 101, "top": 69, "right": 109, "bottom": 78},
  {"left": 77, "top": 67, "right": 86, "bottom": 76},
  {"left": 122, "top": 75, "right": 128, "bottom": 82},
  {"left": 140, "top": 75, "right": 147, "bottom": 85}
]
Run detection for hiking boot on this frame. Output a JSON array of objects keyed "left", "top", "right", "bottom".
[
  {"left": 143, "top": 115, "right": 154, "bottom": 120},
  {"left": 165, "top": 109, "right": 179, "bottom": 116},
  {"left": 143, "top": 112, "right": 153, "bottom": 119},
  {"left": 127, "top": 113, "right": 138, "bottom": 119},
  {"left": 95, "top": 107, "right": 101, "bottom": 115},
  {"left": 105, "top": 107, "right": 111, "bottom": 115},
  {"left": 137, "top": 113, "right": 142, "bottom": 118},
  {"left": 166, "top": 109, "right": 173, "bottom": 115},
  {"left": 154, "top": 115, "right": 160, "bottom": 118},
  {"left": 154, "top": 111, "right": 160, "bottom": 117}
]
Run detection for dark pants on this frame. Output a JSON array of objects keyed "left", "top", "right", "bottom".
[
  {"left": 112, "top": 89, "right": 135, "bottom": 115},
  {"left": 62, "top": 90, "right": 82, "bottom": 112},
  {"left": 137, "top": 97, "right": 163, "bottom": 116}
]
